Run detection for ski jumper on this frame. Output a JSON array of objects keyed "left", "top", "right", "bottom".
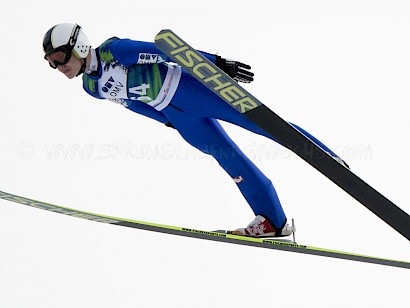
[{"left": 83, "top": 37, "right": 340, "bottom": 229}]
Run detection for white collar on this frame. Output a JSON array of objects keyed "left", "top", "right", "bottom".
[{"left": 86, "top": 48, "right": 98, "bottom": 74}]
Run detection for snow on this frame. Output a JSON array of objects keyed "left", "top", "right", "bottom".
[{"left": 0, "top": 0, "right": 409, "bottom": 307}]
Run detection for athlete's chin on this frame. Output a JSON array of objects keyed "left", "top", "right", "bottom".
[{"left": 63, "top": 71, "right": 77, "bottom": 79}]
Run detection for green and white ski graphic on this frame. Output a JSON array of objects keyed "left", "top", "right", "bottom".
[{"left": 1, "top": 190, "right": 409, "bottom": 269}]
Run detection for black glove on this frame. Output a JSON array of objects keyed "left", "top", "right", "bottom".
[{"left": 215, "top": 55, "right": 254, "bottom": 83}]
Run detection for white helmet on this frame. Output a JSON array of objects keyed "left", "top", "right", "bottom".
[{"left": 43, "top": 23, "right": 91, "bottom": 61}]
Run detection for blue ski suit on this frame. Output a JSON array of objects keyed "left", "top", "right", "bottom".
[{"left": 83, "top": 37, "right": 340, "bottom": 229}]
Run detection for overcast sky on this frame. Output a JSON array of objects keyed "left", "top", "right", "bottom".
[{"left": 1, "top": 0, "right": 409, "bottom": 307}]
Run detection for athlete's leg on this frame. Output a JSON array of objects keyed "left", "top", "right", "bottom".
[
  {"left": 172, "top": 72, "right": 344, "bottom": 161},
  {"left": 161, "top": 106, "right": 287, "bottom": 229},
  {"left": 290, "top": 123, "right": 342, "bottom": 159}
]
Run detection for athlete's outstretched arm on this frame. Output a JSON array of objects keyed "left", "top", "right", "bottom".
[{"left": 110, "top": 39, "right": 217, "bottom": 66}]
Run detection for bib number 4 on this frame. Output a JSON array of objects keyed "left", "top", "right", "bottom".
[{"left": 129, "top": 83, "right": 152, "bottom": 102}]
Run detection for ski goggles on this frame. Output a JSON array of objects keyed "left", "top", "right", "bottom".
[{"left": 44, "top": 47, "right": 72, "bottom": 69}]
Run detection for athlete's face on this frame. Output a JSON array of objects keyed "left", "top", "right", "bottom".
[
  {"left": 46, "top": 52, "right": 83, "bottom": 79},
  {"left": 56, "top": 54, "right": 83, "bottom": 79}
]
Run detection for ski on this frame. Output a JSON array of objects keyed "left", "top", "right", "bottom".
[
  {"left": 0, "top": 190, "right": 409, "bottom": 269},
  {"left": 154, "top": 29, "right": 410, "bottom": 242}
]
